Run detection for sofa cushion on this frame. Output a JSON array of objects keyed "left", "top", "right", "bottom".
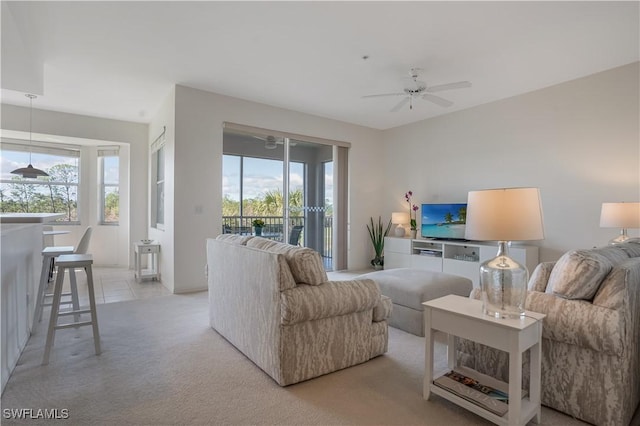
[
  {"left": 216, "top": 234, "right": 254, "bottom": 245},
  {"left": 593, "top": 257, "right": 640, "bottom": 310},
  {"left": 590, "top": 245, "right": 630, "bottom": 265},
  {"left": 547, "top": 250, "right": 613, "bottom": 300},
  {"left": 618, "top": 241, "right": 640, "bottom": 258},
  {"left": 246, "top": 237, "right": 328, "bottom": 285}
]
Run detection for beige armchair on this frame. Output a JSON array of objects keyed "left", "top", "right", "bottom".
[{"left": 459, "top": 242, "right": 640, "bottom": 425}]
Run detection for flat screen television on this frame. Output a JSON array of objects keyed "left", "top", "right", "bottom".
[{"left": 421, "top": 203, "right": 468, "bottom": 240}]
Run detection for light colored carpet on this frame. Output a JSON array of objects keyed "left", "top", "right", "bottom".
[{"left": 1, "top": 292, "right": 588, "bottom": 425}]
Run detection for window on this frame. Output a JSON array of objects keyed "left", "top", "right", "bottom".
[
  {"left": 99, "top": 148, "right": 119, "bottom": 224},
  {"left": 151, "top": 145, "right": 164, "bottom": 228},
  {"left": 0, "top": 142, "right": 80, "bottom": 223}
]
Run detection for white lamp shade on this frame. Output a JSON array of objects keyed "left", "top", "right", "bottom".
[
  {"left": 600, "top": 202, "right": 640, "bottom": 228},
  {"left": 465, "top": 187, "right": 545, "bottom": 241},
  {"left": 391, "top": 212, "right": 409, "bottom": 224}
]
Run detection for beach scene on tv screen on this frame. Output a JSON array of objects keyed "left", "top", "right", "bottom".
[{"left": 421, "top": 203, "right": 467, "bottom": 239}]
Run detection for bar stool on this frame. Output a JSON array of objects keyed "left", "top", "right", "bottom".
[
  {"left": 34, "top": 246, "right": 76, "bottom": 326},
  {"left": 34, "top": 226, "right": 92, "bottom": 326},
  {"left": 42, "top": 254, "right": 101, "bottom": 365}
]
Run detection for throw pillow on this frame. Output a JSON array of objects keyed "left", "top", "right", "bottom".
[
  {"left": 547, "top": 250, "right": 613, "bottom": 300},
  {"left": 247, "top": 237, "right": 328, "bottom": 285}
]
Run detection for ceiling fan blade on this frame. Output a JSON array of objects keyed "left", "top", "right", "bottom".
[
  {"left": 390, "top": 97, "right": 410, "bottom": 112},
  {"left": 362, "top": 92, "right": 405, "bottom": 99},
  {"left": 426, "top": 81, "right": 472, "bottom": 93},
  {"left": 423, "top": 94, "right": 453, "bottom": 107}
]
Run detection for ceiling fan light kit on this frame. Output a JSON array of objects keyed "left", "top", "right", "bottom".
[
  {"left": 363, "top": 68, "right": 472, "bottom": 112},
  {"left": 11, "top": 94, "right": 49, "bottom": 179}
]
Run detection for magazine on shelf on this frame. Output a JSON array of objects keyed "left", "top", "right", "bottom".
[{"left": 433, "top": 369, "right": 513, "bottom": 417}]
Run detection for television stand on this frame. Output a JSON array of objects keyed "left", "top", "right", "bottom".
[{"left": 384, "top": 237, "right": 538, "bottom": 288}]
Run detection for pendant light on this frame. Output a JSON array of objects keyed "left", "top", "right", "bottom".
[{"left": 10, "top": 94, "right": 49, "bottom": 179}]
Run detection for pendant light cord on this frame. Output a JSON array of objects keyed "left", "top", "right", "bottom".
[{"left": 26, "top": 94, "right": 36, "bottom": 164}]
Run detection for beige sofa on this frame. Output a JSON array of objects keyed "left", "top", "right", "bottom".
[
  {"left": 206, "top": 235, "right": 391, "bottom": 386},
  {"left": 460, "top": 241, "right": 640, "bottom": 425}
]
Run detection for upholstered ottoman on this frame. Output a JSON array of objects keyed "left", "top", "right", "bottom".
[{"left": 356, "top": 268, "right": 473, "bottom": 336}]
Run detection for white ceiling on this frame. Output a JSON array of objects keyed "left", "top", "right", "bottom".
[{"left": 2, "top": 1, "right": 638, "bottom": 130}]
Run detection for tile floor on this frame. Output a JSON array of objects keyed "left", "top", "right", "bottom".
[
  {"left": 49, "top": 267, "right": 370, "bottom": 308},
  {"left": 51, "top": 266, "right": 171, "bottom": 307}
]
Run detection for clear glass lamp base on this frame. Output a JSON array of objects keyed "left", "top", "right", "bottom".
[
  {"left": 609, "top": 228, "right": 630, "bottom": 245},
  {"left": 480, "top": 241, "right": 529, "bottom": 319}
]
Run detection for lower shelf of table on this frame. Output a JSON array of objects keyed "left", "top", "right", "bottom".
[
  {"left": 429, "top": 384, "right": 538, "bottom": 426},
  {"left": 135, "top": 269, "right": 159, "bottom": 282}
]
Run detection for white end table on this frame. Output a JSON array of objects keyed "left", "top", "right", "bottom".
[
  {"left": 134, "top": 241, "right": 160, "bottom": 282},
  {"left": 423, "top": 294, "right": 545, "bottom": 426}
]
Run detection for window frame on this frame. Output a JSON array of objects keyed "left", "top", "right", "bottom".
[
  {"left": 0, "top": 141, "right": 81, "bottom": 224},
  {"left": 98, "top": 149, "right": 120, "bottom": 225},
  {"left": 151, "top": 144, "right": 165, "bottom": 230}
]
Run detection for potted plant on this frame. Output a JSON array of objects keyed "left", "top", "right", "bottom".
[
  {"left": 366, "top": 216, "right": 392, "bottom": 270},
  {"left": 252, "top": 218, "right": 265, "bottom": 236}
]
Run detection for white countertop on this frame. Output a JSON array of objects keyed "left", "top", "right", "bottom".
[{"left": 0, "top": 213, "right": 65, "bottom": 223}]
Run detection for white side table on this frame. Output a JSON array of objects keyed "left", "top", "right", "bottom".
[
  {"left": 423, "top": 294, "right": 545, "bottom": 426},
  {"left": 134, "top": 242, "right": 160, "bottom": 282}
]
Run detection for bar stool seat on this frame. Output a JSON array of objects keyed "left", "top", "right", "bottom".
[
  {"left": 34, "top": 246, "right": 76, "bottom": 326},
  {"left": 42, "top": 254, "right": 101, "bottom": 365}
]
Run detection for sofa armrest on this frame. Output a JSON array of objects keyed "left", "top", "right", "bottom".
[
  {"left": 526, "top": 291, "right": 623, "bottom": 356},
  {"left": 527, "top": 261, "right": 556, "bottom": 292},
  {"left": 280, "top": 279, "right": 380, "bottom": 325},
  {"left": 373, "top": 295, "right": 392, "bottom": 322}
]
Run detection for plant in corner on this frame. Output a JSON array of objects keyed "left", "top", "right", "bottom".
[{"left": 367, "top": 216, "right": 392, "bottom": 270}]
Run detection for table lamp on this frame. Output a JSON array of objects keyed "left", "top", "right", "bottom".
[
  {"left": 600, "top": 202, "right": 640, "bottom": 245},
  {"left": 392, "top": 212, "right": 409, "bottom": 237},
  {"left": 465, "top": 187, "right": 545, "bottom": 319}
]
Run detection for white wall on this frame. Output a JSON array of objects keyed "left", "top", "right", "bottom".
[
  {"left": 382, "top": 62, "right": 640, "bottom": 262},
  {"left": 170, "top": 85, "right": 384, "bottom": 293},
  {"left": 148, "top": 88, "right": 176, "bottom": 292},
  {"left": 1, "top": 105, "right": 148, "bottom": 267}
]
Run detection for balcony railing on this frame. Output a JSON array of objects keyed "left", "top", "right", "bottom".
[{"left": 222, "top": 215, "right": 332, "bottom": 269}]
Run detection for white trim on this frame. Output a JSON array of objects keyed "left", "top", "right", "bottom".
[
  {"left": 1, "top": 139, "right": 80, "bottom": 157},
  {"left": 223, "top": 122, "right": 351, "bottom": 148}
]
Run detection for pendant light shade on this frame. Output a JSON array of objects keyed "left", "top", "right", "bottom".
[{"left": 10, "top": 94, "right": 49, "bottom": 179}]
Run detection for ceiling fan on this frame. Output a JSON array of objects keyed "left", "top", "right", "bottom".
[
  {"left": 362, "top": 68, "right": 472, "bottom": 112},
  {"left": 252, "top": 135, "right": 297, "bottom": 150}
]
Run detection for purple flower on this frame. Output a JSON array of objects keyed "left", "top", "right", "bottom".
[{"left": 404, "top": 191, "right": 419, "bottom": 230}]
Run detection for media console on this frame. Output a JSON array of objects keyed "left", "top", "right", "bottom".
[{"left": 384, "top": 237, "right": 539, "bottom": 288}]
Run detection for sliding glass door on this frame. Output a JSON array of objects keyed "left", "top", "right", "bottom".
[{"left": 222, "top": 129, "right": 336, "bottom": 270}]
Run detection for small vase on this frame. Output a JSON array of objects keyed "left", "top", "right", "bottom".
[
  {"left": 255, "top": 227, "right": 263, "bottom": 236},
  {"left": 410, "top": 229, "right": 417, "bottom": 239}
]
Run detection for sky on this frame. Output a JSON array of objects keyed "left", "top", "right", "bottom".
[
  {"left": 223, "top": 155, "right": 333, "bottom": 205},
  {"left": 0, "top": 150, "right": 118, "bottom": 183}
]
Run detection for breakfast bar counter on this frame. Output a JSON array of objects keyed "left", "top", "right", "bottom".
[
  {"left": 1, "top": 214, "right": 62, "bottom": 392},
  {"left": 0, "top": 213, "right": 65, "bottom": 223}
]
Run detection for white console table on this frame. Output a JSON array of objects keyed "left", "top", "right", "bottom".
[
  {"left": 384, "top": 237, "right": 538, "bottom": 287},
  {"left": 423, "top": 295, "right": 545, "bottom": 425}
]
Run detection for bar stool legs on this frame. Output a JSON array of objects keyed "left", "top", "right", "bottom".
[
  {"left": 34, "top": 246, "right": 75, "bottom": 326},
  {"left": 42, "top": 254, "right": 101, "bottom": 365}
]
